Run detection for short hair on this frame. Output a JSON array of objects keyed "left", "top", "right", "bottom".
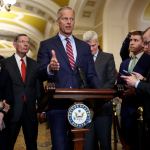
[
  {"left": 130, "top": 30, "right": 143, "bottom": 36},
  {"left": 83, "top": 30, "right": 98, "bottom": 42},
  {"left": 14, "top": 34, "right": 28, "bottom": 42},
  {"left": 57, "top": 6, "right": 75, "bottom": 20},
  {"left": 130, "top": 30, "right": 143, "bottom": 40}
]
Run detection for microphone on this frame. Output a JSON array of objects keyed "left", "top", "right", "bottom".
[{"left": 76, "top": 66, "right": 88, "bottom": 88}]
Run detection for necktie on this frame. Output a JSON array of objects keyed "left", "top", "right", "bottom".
[
  {"left": 93, "top": 55, "right": 96, "bottom": 62},
  {"left": 21, "top": 58, "right": 26, "bottom": 82},
  {"left": 128, "top": 56, "right": 137, "bottom": 73},
  {"left": 66, "top": 38, "right": 75, "bottom": 69}
]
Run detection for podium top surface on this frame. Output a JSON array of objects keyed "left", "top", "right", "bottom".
[{"left": 50, "top": 88, "right": 117, "bottom": 101}]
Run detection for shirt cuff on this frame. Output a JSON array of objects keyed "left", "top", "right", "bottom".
[
  {"left": 47, "top": 64, "right": 54, "bottom": 75},
  {"left": 135, "top": 80, "right": 140, "bottom": 88}
]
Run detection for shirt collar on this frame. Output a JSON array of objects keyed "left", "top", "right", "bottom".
[
  {"left": 15, "top": 53, "right": 26, "bottom": 64},
  {"left": 93, "top": 49, "right": 99, "bottom": 58},
  {"left": 58, "top": 33, "right": 73, "bottom": 42},
  {"left": 131, "top": 52, "right": 144, "bottom": 60}
]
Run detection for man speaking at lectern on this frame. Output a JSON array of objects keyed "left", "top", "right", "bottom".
[{"left": 37, "top": 6, "right": 100, "bottom": 150}]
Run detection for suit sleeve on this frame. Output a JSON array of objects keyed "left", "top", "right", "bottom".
[
  {"left": 137, "top": 81, "right": 150, "bottom": 96},
  {"left": 1, "top": 69, "right": 13, "bottom": 105},
  {"left": 37, "top": 41, "right": 53, "bottom": 81}
]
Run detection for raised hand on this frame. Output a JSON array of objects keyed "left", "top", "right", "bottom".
[
  {"left": 49, "top": 50, "right": 60, "bottom": 71},
  {"left": 121, "top": 74, "right": 138, "bottom": 87}
]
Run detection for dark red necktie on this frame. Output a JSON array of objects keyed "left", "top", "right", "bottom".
[
  {"left": 21, "top": 58, "right": 26, "bottom": 82},
  {"left": 66, "top": 38, "right": 75, "bottom": 69}
]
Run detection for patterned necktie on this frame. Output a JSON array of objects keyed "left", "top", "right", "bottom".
[
  {"left": 128, "top": 55, "right": 137, "bottom": 73},
  {"left": 21, "top": 58, "right": 26, "bottom": 82},
  {"left": 66, "top": 38, "right": 75, "bottom": 69}
]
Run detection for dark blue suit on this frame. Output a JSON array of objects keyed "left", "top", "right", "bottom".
[
  {"left": 0, "top": 65, "right": 13, "bottom": 150},
  {"left": 118, "top": 53, "right": 150, "bottom": 149},
  {"left": 37, "top": 34, "right": 100, "bottom": 150}
]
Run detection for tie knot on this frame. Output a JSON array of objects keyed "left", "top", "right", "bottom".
[
  {"left": 65, "top": 37, "right": 70, "bottom": 42},
  {"left": 131, "top": 55, "right": 136, "bottom": 59},
  {"left": 21, "top": 58, "right": 24, "bottom": 62}
]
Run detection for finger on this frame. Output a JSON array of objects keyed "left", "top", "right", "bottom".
[
  {"left": 120, "top": 75, "right": 126, "bottom": 78},
  {"left": 51, "top": 50, "right": 56, "bottom": 59},
  {"left": 132, "top": 72, "right": 140, "bottom": 76}
]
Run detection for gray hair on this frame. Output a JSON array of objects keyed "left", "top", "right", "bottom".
[
  {"left": 57, "top": 6, "right": 75, "bottom": 20},
  {"left": 83, "top": 30, "right": 98, "bottom": 42}
]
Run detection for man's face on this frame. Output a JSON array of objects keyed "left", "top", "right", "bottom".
[
  {"left": 57, "top": 9, "right": 75, "bottom": 37},
  {"left": 13, "top": 36, "right": 30, "bottom": 56},
  {"left": 129, "top": 35, "right": 143, "bottom": 55},
  {"left": 87, "top": 39, "right": 99, "bottom": 55},
  {"left": 143, "top": 29, "right": 150, "bottom": 55}
]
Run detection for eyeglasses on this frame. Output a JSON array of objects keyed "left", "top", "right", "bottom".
[
  {"left": 17, "top": 40, "right": 30, "bottom": 44},
  {"left": 143, "top": 41, "right": 150, "bottom": 46},
  {"left": 60, "top": 17, "right": 74, "bottom": 22}
]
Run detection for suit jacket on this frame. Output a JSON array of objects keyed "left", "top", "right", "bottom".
[
  {"left": 119, "top": 53, "right": 150, "bottom": 78},
  {"left": 37, "top": 34, "right": 100, "bottom": 108},
  {"left": 95, "top": 51, "right": 116, "bottom": 88},
  {"left": 118, "top": 53, "right": 150, "bottom": 116},
  {"left": 3, "top": 55, "right": 42, "bottom": 122},
  {"left": 0, "top": 66, "right": 13, "bottom": 125},
  {"left": 137, "top": 71, "right": 150, "bottom": 120},
  {"left": 0, "top": 66, "right": 13, "bottom": 104},
  {"left": 137, "top": 69, "right": 150, "bottom": 95},
  {"left": 94, "top": 51, "right": 116, "bottom": 115}
]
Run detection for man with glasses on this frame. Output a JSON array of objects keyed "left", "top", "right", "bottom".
[
  {"left": 3, "top": 34, "right": 42, "bottom": 150},
  {"left": 121, "top": 27, "right": 150, "bottom": 149},
  {"left": 117, "top": 30, "right": 150, "bottom": 150}
]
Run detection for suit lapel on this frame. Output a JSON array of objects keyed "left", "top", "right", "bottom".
[
  {"left": 11, "top": 55, "right": 23, "bottom": 83},
  {"left": 95, "top": 51, "right": 103, "bottom": 64},
  {"left": 74, "top": 37, "right": 81, "bottom": 67},
  {"left": 54, "top": 35, "right": 72, "bottom": 69},
  {"left": 26, "top": 57, "right": 30, "bottom": 83}
]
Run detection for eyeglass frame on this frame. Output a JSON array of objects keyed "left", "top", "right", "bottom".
[
  {"left": 16, "top": 40, "right": 30, "bottom": 44},
  {"left": 143, "top": 41, "right": 150, "bottom": 46}
]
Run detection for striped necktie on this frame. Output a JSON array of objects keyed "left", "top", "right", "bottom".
[{"left": 66, "top": 38, "right": 75, "bottom": 69}]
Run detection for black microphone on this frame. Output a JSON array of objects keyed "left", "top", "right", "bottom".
[{"left": 76, "top": 66, "right": 88, "bottom": 88}]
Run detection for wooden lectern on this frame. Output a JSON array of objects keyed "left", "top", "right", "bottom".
[{"left": 51, "top": 88, "right": 116, "bottom": 150}]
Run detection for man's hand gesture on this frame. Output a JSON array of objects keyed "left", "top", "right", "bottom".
[{"left": 49, "top": 50, "right": 60, "bottom": 71}]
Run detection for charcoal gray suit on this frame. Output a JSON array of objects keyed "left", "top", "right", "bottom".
[
  {"left": 84, "top": 50, "right": 116, "bottom": 150},
  {"left": 3, "top": 55, "right": 42, "bottom": 150}
]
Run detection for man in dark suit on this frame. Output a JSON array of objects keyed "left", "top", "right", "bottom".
[
  {"left": 37, "top": 6, "right": 100, "bottom": 150},
  {"left": 83, "top": 30, "right": 116, "bottom": 150},
  {"left": 3, "top": 34, "right": 42, "bottom": 150},
  {"left": 121, "top": 27, "right": 150, "bottom": 149},
  {"left": 118, "top": 30, "right": 150, "bottom": 150},
  {"left": 0, "top": 56, "right": 13, "bottom": 150}
]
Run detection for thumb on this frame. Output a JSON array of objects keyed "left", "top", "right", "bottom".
[{"left": 51, "top": 50, "right": 56, "bottom": 59}]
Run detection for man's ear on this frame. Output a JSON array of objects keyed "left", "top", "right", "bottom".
[{"left": 13, "top": 42, "right": 17, "bottom": 49}]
